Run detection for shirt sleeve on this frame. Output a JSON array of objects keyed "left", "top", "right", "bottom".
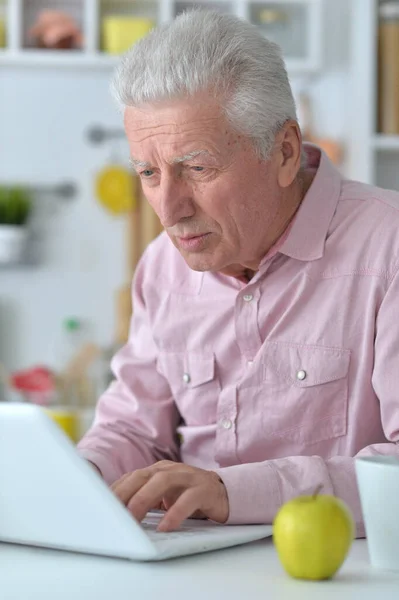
[
  {"left": 77, "top": 251, "right": 181, "bottom": 485},
  {"left": 215, "top": 264, "right": 399, "bottom": 538}
]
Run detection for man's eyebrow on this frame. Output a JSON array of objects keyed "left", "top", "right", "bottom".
[
  {"left": 129, "top": 157, "right": 151, "bottom": 171},
  {"left": 129, "top": 150, "right": 214, "bottom": 172},
  {"left": 171, "top": 150, "right": 213, "bottom": 164}
]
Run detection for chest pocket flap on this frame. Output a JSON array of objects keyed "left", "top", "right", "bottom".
[
  {"left": 264, "top": 342, "right": 351, "bottom": 387},
  {"left": 157, "top": 352, "right": 215, "bottom": 390},
  {"left": 156, "top": 351, "right": 218, "bottom": 425}
]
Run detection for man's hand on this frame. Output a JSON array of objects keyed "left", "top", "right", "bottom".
[{"left": 111, "top": 461, "right": 229, "bottom": 532}]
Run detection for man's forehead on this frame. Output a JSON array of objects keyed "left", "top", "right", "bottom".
[
  {"left": 124, "top": 107, "right": 221, "bottom": 135},
  {"left": 124, "top": 100, "right": 222, "bottom": 123}
]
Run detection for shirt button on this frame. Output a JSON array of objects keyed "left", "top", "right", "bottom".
[
  {"left": 182, "top": 372, "right": 191, "bottom": 384},
  {"left": 247, "top": 360, "right": 254, "bottom": 366},
  {"left": 296, "top": 369, "right": 307, "bottom": 381},
  {"left": 221, "top": 418, "right": 232, "bottom": 430},
  {"left": 243, "top": 294, "right": 253, "bottom": 302}
]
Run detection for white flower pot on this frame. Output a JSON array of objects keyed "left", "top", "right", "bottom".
[{"left": 0, "top": 225, "right": 28, "bottom": 264}]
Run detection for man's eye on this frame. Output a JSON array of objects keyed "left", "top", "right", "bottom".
[
  {"left": 191, "top": 166, "right": 205, "bottom": 172},
  {"left": 141, "top": 169, "right": 154, "bottom": 177}
]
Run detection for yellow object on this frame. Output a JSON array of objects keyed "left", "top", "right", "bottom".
[
  {"left": 44, "top": 407, "right": 79, "bottom": 442},
  {"left": 102, "top": 17, "right": 154, "bottom": 54},
  {"left": 258, "top": 9, "right": 288, "bottom": 24},
  {"left": 95, "top": 165, "right": 136, "bottom": 215},
  {"left": 273, "top": 491, "right": 355, "bottom": 581},
  {"left": 0, "top": 19, "right": 6, "bottom": 48}
]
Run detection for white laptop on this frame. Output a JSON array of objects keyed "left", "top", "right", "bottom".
[{"left": 0, "top": 403, "right": 272, "bottom": 561}]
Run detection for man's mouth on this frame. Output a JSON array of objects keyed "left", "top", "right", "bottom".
[{"left": 176, "top": 233, "right": 211, "bottom": 251}]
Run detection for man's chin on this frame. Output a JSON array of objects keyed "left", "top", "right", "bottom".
[
  {"left": 181, "top": 253, "right": 215, "bottom": 272},
  {"left": 176, "top": 248, "right": 221, "bottom": 272},
  {"left": 169, "top": 233, "right": 221, "bottom": 271}
]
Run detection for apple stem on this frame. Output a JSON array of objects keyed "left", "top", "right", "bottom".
[{"left": 312, "top": 484, "right": 323, "bottom": 499}]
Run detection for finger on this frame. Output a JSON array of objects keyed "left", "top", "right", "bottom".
[
  {"left": 111, "top": 470, "right": 152, "bottom": 505},
  {"left": 150, "top": 460, "right": 176, "bottom": 469},
  {"left": 127, "top": 470, "right": 189, "bottom": 523},
  {"left": 111, "top": 462, "right": 181, "bottom": 505},
  {"left": 110, "top": 472, "right": 130, "bottom": 492},
  {"left": 161, "top": 495, "right": 204, "bottom": 519},
  {"left": 157, "top": 487, "right": 201, "bottom": 532},
  {"left": 112, "top": 461, "right": 175, "bottom": 485}
]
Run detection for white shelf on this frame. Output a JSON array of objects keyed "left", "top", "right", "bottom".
[
  {"left": 0, "top": 0, "right": 323, "bottom": 74},
  {"left": 0, "top": 48, "right": 119, "bottom": 68},
  {"left": 372, "top": 135, "right": 399, "bottom": 151},
  {"left": 0, "top": 48, "right": 319, "bottom": 74}
]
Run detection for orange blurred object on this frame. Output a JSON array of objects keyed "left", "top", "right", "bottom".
[{"left": 29, "top": 10, "right": 83, "bottom": 49}]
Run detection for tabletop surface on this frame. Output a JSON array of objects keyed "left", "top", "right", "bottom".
[{"left": 2, "top": 538, "right": 399, "bottom": 600}]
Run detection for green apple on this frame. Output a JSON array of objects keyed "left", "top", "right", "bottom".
[{"left": 273, "top": 489, "right": 355, "bottom": 580}]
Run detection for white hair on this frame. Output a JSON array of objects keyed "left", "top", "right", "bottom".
[{"left": 111, "top": 9, "right": 298, "bottom": 160}]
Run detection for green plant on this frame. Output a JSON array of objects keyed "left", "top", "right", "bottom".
[{"left": 0, "top": 186, "right": 32, "bottom": 226}]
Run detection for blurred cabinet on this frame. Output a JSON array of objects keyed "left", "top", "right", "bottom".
[
  {"left": 349, "top": 0, "right": 399, "bottom": 190},
  {"left": 0, "top": 0, "right": 323, "bottom": 73}
]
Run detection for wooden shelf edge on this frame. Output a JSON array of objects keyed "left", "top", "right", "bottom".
[
  {"left": 0, "top": 49, "right": 120, "bottom": 68},
  {"left": 0, "top": 49, "right": 319, "bottom": 74}
]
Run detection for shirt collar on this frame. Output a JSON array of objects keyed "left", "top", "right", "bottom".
[{"left": 277, "top": 143, "right": 342, "bottom": 262}]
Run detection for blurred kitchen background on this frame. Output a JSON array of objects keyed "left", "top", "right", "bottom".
[{"left": 0, "top": 0, "right": 396, "bottom": 439}]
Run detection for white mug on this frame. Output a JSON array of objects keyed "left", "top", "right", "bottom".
[{"left": 355, "top": 456, "right": 399, "bottom": 571}]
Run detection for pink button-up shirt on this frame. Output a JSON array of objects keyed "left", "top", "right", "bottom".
[{"left": 78, "top": 145, "right": 399, "bottom": 537}]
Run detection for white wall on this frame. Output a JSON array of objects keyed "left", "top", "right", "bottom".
[
  {"left": 0, "top": 67, "right": 127, "bottom": 370},
  {"left": 0, "top": 0, "right": 352, "bottom": 371}
]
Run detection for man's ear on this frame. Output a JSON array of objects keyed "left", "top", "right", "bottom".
[{"left": 275, "top": 121, "right": 302, "bottom": 189}]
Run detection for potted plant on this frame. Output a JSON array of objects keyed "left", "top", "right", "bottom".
[{"left": 0, "top": 185, "right": 32, "bottom": 264}]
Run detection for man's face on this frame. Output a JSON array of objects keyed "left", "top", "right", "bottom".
[{"left": 124, "top": 97, "right": 294, "bottom": 274}]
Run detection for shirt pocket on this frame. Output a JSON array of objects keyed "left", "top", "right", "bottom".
[
  {"left": 156, "top": 352, "right": 219, "bottom": 425},
  {"left": 239, "top": 342, "right": 351, "bottom": 446}
]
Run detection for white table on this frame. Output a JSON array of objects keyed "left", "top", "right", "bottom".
[{"left": 2, "top": 539, "right": 398, "bottom": 600}]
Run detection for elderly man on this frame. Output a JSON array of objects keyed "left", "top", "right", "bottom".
[{"left": 78, "top": 10, "right": 399, "bottom": 536}]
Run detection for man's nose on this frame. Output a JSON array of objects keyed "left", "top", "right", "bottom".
[{"left": 155, "top": 175, "right": 195, "bottom": 229}]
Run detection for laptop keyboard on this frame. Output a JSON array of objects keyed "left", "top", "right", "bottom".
[{"left": 141, "top": 516, "right": 216, "bottom": 541}]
